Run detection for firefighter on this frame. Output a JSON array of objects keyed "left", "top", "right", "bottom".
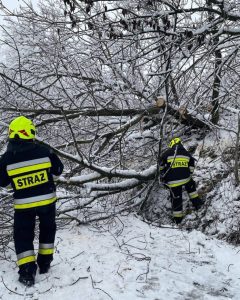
[
  {"left": 0, "top": 116, "right": 63, "bottom": 287},
  {"left": 159, "top": 137, "right": 203, "bottom": 224}
]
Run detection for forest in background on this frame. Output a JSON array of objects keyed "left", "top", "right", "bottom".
[{"left": 0, "top": 0, "right": 240, "bottom": 254}]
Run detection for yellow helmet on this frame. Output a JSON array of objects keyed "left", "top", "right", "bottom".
[
  {"left": 9, "top": 116, "right": 36, "bottom": 140},
  {"left": 169, "top": 137, "right": 181, "bottom": 148}
]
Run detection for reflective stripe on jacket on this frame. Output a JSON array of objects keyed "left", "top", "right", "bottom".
[
  {"left": 0, "top": 140, "right": 63, "bottom": 210},
  {"left": 159, "top": 144, "right": 195, "bottom": 187}
]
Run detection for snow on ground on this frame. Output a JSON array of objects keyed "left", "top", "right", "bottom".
[{"left": 1, "top": 214, "right": 240, "bottom": 300}]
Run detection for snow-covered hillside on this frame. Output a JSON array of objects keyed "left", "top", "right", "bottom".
[{"left": 1, "top": 214, "right": 240, "bottom": 300}]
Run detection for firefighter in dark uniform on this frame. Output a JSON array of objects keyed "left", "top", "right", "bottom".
[
  {"left": 160, "top": 137, "right": 203, "bottom": 224},
  {"left": 0, "top": 116, "right": 63, "bottom": 286}
]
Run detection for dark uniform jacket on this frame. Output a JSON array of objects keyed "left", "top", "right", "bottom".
[
  {"left": 159, "top": 143, "right": 195, "bottom": 187},
  {"left": 0, "top": 139, "right": 63, "bottom": 210}
]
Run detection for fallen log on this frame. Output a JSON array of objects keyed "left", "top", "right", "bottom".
[{"left": 3, "top": 97, "right": 210, "bottom": 130}]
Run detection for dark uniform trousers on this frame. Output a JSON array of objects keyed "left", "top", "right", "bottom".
[
  {"left": 169, "top": 178, "right": 201, "bottom": 215},
  {"left": 14, "top": 203, "right": 56, "bottom": 274}
]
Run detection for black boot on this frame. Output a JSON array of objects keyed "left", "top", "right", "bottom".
[
  {"left": 37, "top": 253, "right": 53, "bottom": 274},
  {"left": 18, "top": 263, "right": 37, "bottom": 287},
  {"left": 19, "top": 272, "right": 35, "bottom": 287},
  {"left": 172, "top": 216, "right": 183, "bottom": 224},
  {"left": 39, "top": 263, "right": 51, "bottom": 274}
]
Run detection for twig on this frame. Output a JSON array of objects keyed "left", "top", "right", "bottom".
[
  {"left": 234, "top": 113, "right": 240, "bottom": 186},
  {"left": 69, "top": 276, "right": 88, "bottom": 286},
  {"left": 160, "top": 265, "right": 182, "bottom": 274},
  {"left": 227, "top": 264, "right": 233, "bottom": 272},
  {"left": 130, "top": 253, "right": 151, "bottom": 262},
  {"left": 90, "top": 274, "right": 113, "bottom": 300},
  {"left": 136, "top": 259, "right": 151, "bottom": 282},
  {"left": 38, "top": 285, "right": 54, "bottom": 294},
  {"left": 116, "top": 263, "right": 124, "bottom": 279},
  {"left": 1, "top": 276, "right": 25, "bottom": 296},
  {"left": 149, "top": 232, "right": 154, "bottom": 240},
  {"left": 71, "top": 251, "right": 85, "bottom": 259}
]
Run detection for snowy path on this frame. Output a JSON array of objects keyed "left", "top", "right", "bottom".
[{"left": 1, "top": 215, "right": 240, "bottom": 300}]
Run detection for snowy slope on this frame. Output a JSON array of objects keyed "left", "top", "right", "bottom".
[{"left": 1, "top": 214, "right": 240, "bottom": 300}]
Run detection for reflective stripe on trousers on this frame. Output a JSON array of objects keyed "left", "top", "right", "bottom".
[
  {"left": 39, "top": 243, "right": 55, "bottom": 255},
  {"left": 17, "top": 250, "right": 35, "bottom": 266},
  {"left": 172, "top": 211, "right": 184, "bottom": 218},
  {"left": 167, "top": 177, "right": 191, "bottom": 187}
]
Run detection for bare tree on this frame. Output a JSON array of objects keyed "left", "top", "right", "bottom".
[{"left": 0, "top": 0, "right": 240, "bottom": 232}]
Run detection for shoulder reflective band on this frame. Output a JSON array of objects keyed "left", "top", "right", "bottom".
[
  {"left": 167, "top": 177, "right": 191, "bottom": 187},
  {"left": 7, "top": 157, "right": 51, "bottom": 177},
  {"left": 14, "top": 192, "right": 56, "bottom": 209},
  {"left": 17, "top": 250, "right": 35, "bottom": 266},
  {"left": 13, "top": 170, "right": 48, "bottom": 190},
  {"left": 39, "top": 243, "right": 55, "bottom": 255}
]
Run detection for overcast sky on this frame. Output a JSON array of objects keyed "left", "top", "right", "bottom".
[
  {"left": 0, "top": 0, "right": 38, "bottom": 25},
  {"left": 1, "top": 0, "right": 38, "bottom": 12}
]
